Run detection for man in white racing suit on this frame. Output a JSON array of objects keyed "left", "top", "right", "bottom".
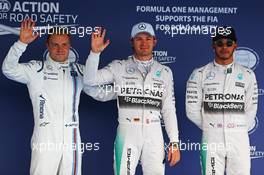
[
  {"left": 2, "top": 19, "right": 115, "bottom": 175},
  {"left": 186, "top": 26, "right": 258, "bottom": 175},
  {"left": 84, "top": 22, "right": 180, "bottom": 175}
]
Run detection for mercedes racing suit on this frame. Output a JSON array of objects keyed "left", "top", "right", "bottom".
[
  {"left": 186, "top": 61, "right": 258, "bottom": 175},
  {"left": 2, "top": 41, "right": 115, "bottom": 175},
  {"left": 84, "top": 52, "right": 179, "bottom": 175}
]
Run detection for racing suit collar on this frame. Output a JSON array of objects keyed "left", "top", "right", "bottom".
[
  {"left": 47, "top": 55, "right": 69, "bottom": 70},
  {"left": 213, "top": 60, "right": 234, "bottom": 74},
  {"left": 132, "top": 56, "right": 154, "bottom": 75},
  {"left": 132, "top": 56, "right": 154, "bottom": 64}
]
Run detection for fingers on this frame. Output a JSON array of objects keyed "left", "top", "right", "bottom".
[
  {"left": 91, "top": 27, "right": 110, "bottom": 53},
  {"left": 92, "top": 27, "right": 107, "bottom": 38},
  {"left": 168, "top": 148, "right": 180, "bottom": 167},
  {"left": 101, "top": 28, "right": 106, "bottom": 38},
  {"left": 21, "top": 19, "right": 35, "bottom": 30},
  {"left": 167, "top": 148, "right": 172, "bottom": 162},
  {"left": 21, "top": 20, "right": 25, "bottom": 30},
  {"left": 103, "top": 39, "right": 110, "bottom": 49},
  {"left": 92, "top": 27, "right": 101, "bottom": 39}
]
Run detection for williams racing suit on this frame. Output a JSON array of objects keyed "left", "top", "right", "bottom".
[
  {"left": 186, "top": 61, "right": 258, "bottom": 175},
  {"left": 84, "top": 51, "right": 179, "bottom": 175},
  {"left": 2, "top": 41, "right": 116, "bottom": 175}
]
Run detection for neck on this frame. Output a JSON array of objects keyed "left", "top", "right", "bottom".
[
  {"left": 134, "top": 54, "right": 152, "bottom": 61},
  {"left": 215, "top": 57, "right": 233, "bottom": 65}
]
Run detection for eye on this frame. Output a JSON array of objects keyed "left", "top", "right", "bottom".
[{"left": 51, "top": 43, "right": 59, "bottom": 48}]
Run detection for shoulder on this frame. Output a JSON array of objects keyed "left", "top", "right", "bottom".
[
  {"left": 234, "top": 63, "right": 256, "bottom": 81},
  {"left": 107, "top": 56, "right": 132, "bottom": 68},
  {"left": 235, "top": 63, "right": 254, "bottom": 74},
  {"left": 187, "top": 62, "right": 212, "bottom": 82},
  {"left": 154, "top": 61, "right": 172, "bottom": 74},
  {"left": 191, "top": 62, "right": 212, "bottom": 75},
  {"left": 24, "top": 60, "right": 44, "bottom": 72}
]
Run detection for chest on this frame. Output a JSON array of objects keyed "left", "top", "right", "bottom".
[
  {"left": 115, "top": 65, "right": 166, "bottom": 98},
  {"left": 202, "top": 70, "right": 247, "bottom": 100}
]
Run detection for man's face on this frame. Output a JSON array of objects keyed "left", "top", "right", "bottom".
[
  {"left": 213, "top": 38, "right": 237, "bottom": 61},
  {"left": 46, "top": 34, "right": 70, "bottom": 62},
  {"left": 131, "top": 32, "right": 157, "bottom": 60}
]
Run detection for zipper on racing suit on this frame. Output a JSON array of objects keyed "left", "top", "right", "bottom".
[
  {"left": 223, "top": 65, "right": 232, "bottom": 152},
  {"left": 137, "top": 70, "right": 146, "bottom": 134},
  {"left": 62, "top": 69, "right": 66, "bottom": 145}
]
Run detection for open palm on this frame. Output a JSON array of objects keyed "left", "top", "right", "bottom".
[
  {"left": 19, "top": 19, "right": 38, "bottom": 44},
  {"left": 91, "top": 28, "right": 110, "bottom": 53}
]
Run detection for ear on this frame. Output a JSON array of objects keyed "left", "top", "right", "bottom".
[
  {"left": 130, "top": 38, "right": 134, "bottom": 47},
  {"left": 46, "top": 41, "right": 49, "bottom": 49},
  {"left": 212, "top": 43, "right": 216, "bottom": 50},
  {"left": 46, "top": 41, "right": 51, "bottom": 52},
  {"left": 233, "top": 43, "right": 238, "bottom": 49},
  {"left": 153, "top": 38, "right": 157, "bottom": 47}
]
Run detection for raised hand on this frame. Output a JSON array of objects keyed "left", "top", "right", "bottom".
[
  {"left": 91, "top": 27, "right": 110, "bottom": 53},
  {"left": 19, "top": 19, "right": 39, "bottom": 44}
]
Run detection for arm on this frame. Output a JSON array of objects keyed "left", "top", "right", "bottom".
[
  {"left": 161, "top": 67, "right": 180, "bottom": 166},
  {"left": 2, "top": 20, "right": 39, "bottom": 84},
  {"left": 185, "top": 69, "right": 203, "bottom": 129},
  {"left": 83, "top": 84, "right": 117, "bottom": 102},
  {"left": 245, "top": 70, "right": 258, "bottom": 130},
  {"left": 84, "top": 28, "right": 115, "bottom": 86},
  {"left": 84, "top": 51, "right": 115, "bottom": 86},
  {"left": 161, "top": 68, "right": 179, "bottom": 143}
]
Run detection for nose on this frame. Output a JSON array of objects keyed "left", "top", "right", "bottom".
[
  {"left": 57, "top": 45, "right": 64, "bottom": 52},
  {"left": 140, "top": 39, "right": 148, "bottom": 45}
]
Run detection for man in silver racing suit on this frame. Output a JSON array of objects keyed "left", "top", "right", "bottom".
[
  {"left": 186, "top": 26, "right": 258, "bottom": 175},
  {"left": 2, "top": 19, "right": 115, "bottom": 175},
  {"left": 84, "top": 22, "right": 180, "bottom": 175}
]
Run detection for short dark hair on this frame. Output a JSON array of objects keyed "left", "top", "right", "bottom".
[{"left": 46, "top": 26, "right": 71, "bottom": 42}]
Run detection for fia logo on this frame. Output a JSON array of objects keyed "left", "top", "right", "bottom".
[{"left": 0, "top": 0, "right": 11, "bottom": 12}]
